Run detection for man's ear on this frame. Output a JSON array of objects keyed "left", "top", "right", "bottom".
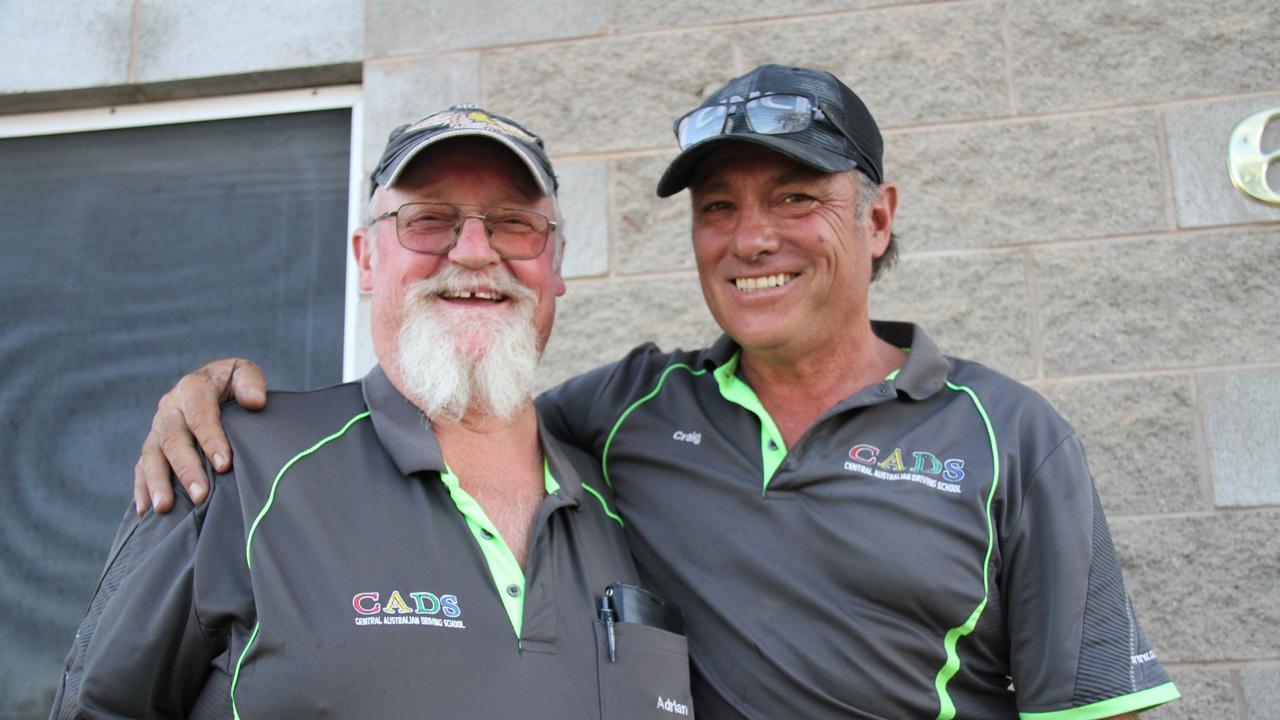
[
  {"left": 868, "top": 183, "right": 898, "bottom": 257},
  {"left": 552, "top": 238, "right": 567, "bottom": 299},
  {"left": 353, "top": 227, "right": 374, "bottom": 292}
]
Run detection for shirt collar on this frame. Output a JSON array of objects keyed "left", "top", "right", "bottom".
[
  {"left": 873, "top": 320, "right": 950, "bottom": 400},
  {"left": 360, "top": 365, "right": 585, "bottom": 504},
  {"left": 361, "top": 364, "right": 446, "bottom": 476},
  {"left": 698, "top": 320, "right": 950, "bottom": 401}
]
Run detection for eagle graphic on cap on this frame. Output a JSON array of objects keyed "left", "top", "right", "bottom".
[{"left": 407, "top": 106, "right": 540, "bottom": 144}]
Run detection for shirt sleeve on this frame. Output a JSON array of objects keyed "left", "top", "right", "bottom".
[
  {"left": 50, "top": 466, "right": 250, "bottom": 720},
  {"left": 1001, "top": 433, "right": 1179, "bottom": 720}
]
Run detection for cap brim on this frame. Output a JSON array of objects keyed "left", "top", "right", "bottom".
[
  {"left": 655, "top": 133, "right": 858, "bottom": 198},
  {"left": 383, "top": 128, "right": 556, "bottom": 197}
]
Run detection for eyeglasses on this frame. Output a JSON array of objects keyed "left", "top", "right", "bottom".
[
  {"left": 673, "top": 94, "right": 854, "bottom": 150},
  {"left": 373, "top": 202, "right": 557, "bottom": 260}
]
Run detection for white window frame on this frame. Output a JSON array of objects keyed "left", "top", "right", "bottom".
[{"left": 0, "top": 86, "right": 367, "bottom": 380}]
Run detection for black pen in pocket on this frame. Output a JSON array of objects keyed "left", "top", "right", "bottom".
[{"left": 597, "top": 592, "right": 617, "bottom": 662}]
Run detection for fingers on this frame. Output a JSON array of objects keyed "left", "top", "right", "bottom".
[
  {"left": 134, "top": 358, "right": 264, "bottom": 516},
  {"left": 173, "top": 362, "right": 238, "bottom": 477},
  {"left": 190, "top": 359, "right": 267, "bottom": 473},
  {"left": 134, "top": 433, "right": 175, "bottom": 515},
  {"left": 138, "top": 383, "right": 208, "bottom": 514},
  {"left": 228, "top": 359, "right": 268, "bottom": 410}
]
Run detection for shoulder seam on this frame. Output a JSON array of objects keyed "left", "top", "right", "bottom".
[{"left": 1004, "top": 431, "right": 1080, "bottom": 545}]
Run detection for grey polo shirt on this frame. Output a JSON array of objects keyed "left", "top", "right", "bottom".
[
  {"left": 52, "top": 366, "right": 693, "bottom": 719},
  {"left": 538, "top": 321, "right": 1178, "bottom": 720}
]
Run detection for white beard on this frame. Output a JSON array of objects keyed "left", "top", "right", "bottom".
[{"left": 395, "top": 266, "right": 540, "bottom": 423}]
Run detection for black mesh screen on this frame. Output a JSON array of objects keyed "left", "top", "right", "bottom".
[{"left": 0, "top": 109, "right": 350, "bottom": 719}]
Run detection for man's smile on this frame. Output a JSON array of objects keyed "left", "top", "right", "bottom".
[
  {"left": 437, "top": 289, "right": 508, "bottom": 303},
  {"left": 732, "top": 272, "right": 799, "bottom": 294}
]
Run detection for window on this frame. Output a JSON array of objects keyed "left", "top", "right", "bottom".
[{"left": 0, "top": 87, "right": 361, "bottom": 718}]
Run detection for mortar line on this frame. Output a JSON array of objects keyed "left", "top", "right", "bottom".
[
  {"left": 1189, "top": 373, "right": 1218, "bottom": 513},
  {"left": 1154, "top": 111, "right": 1180, "bottom": 231},
  {"left": 1108, "top": 506, "right": 1276, "bottom": 521},
  {"left": 1231, "top": 668, "right": 1248, "bottom": 720},
  {"left": 605, "top": 157, "right": 619, "bottom": 279},
  {"left": 1163, "top": 659, "right": 1280, "bottom": 670},
  {"left": 566, "top": 268, "right": 697, "bottom": 286},
  {"left": 551, "top": 148, "right": 672, "bottom": 162},
  {"left": 884, "top": 221, "right": 1280, "bottom": 258},
  {"left": 999, "top": 0, "right": 1017, "bottom": 117},
  {"left": 1031, "top": 362, "right": 1280, "bottom": 385},
  {"left": 879, "top": 88, "right": 1280, "bottom": 135},
  {"left": 1021, "top": 249, "right": 1044, "bottom": 380},
  {"left": 359, "top": 0, "right": 989, "bottom": 66},
  {"left": 127, "top": 0, "right": 141, "bottom": 84}
]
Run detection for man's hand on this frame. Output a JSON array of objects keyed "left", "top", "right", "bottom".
[{"left": 133, "top": 359, "right": 268, "bottom": 515}]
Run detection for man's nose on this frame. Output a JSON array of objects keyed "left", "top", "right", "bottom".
[
  {"left": 730, "top": 206, "right": 781, "bottom": 262},
  {"left": 447, "top": 216, "right": 501, "bottom": 268}
]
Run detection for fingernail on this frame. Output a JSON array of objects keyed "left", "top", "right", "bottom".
[
  {"left": 190, "top": 483, "right": 206, "bottom": 502},
  {"left": 213, "top": 453, "right": 227, "bottom": 470},
  {"left": 151, "top": 492, "right": 163, "bottom": 509}
]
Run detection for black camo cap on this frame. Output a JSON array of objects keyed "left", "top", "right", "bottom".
[
  {"left": 370, "top": 104, "right": 558, "bottom": 197},
  {"left": 656, "top": 64, "right": 883, "bottom": 197}
]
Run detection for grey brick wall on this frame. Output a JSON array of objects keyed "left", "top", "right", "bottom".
[{"left": 5, "top": 1, "right": 1278, "bottom": 717}]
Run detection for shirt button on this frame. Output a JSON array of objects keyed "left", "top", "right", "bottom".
[
  {"left": 506, "top": 584, "right": 521, "bottom": 598},
  {"left": 767, "top": 439, "right": 778, "bottom": 451},
  {"left": 480, "top": 529, "right": 494, "bottom": 540}
]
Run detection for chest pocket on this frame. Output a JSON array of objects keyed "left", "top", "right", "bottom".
[{"left": 595, "top": 620, "right": 693, "bottom": 719}]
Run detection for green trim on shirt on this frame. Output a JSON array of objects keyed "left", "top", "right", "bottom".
[
  {"left": 581, "top": 483, "right": 624, "bottom": 527},
  {"left": 712, "top": 352, "right": 787, "bottom": 494},
  {"left": 437, "top": 460, "right": 560, "bottom": 640},
  {"left": 932, "top": 382, "right": 1001, "bottom": 720},
  {"left": 235, "top": 410, "right": 372, "bottom": 720},
  {"left": 1019, "top": 682, "right": 1181, "bottom": 719},
  {"left": 602, "top": 362, "right": 708, "bottom": 489}
]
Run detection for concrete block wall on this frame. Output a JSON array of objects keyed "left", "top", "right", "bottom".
[{"left": 5, "top": 1, "right": 1279, "bottom": 717}]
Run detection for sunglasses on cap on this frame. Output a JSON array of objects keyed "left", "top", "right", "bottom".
[{"left": 672, "top": 94, "right": 857, "bottom": 151}]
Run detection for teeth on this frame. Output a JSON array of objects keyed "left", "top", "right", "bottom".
[
  {"left": 440, "top": 290, "right": 503, "bottom": 301},
  {"left": 734, "top": 273, "right": 794, "bottom": 293}
]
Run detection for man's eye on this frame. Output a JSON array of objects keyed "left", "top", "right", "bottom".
[
  {"left": 781, "top": 193, "right": 816, "bottom": 204},
  {"left": 700, "top": 201, "right": 733, "bottom": 214},
  {"left": 775, "top": 194, "right": 819, "bottom": 217},
  {"left": 406, "top": 212, "right": 453, "bottom": 225},
  {"left": 490, "top": 214, "right": 537, "bottom": 232}
]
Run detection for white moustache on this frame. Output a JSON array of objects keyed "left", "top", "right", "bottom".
[{"left": 406, "top": 265, "right": 537, "bottom": 307}]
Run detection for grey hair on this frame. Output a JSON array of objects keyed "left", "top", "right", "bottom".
[
  {"left": 363, "top": 184, "right": 566, "bottom": 272},
  {"left": 850, "top": 170, "right": 898, "bottom": 281}
]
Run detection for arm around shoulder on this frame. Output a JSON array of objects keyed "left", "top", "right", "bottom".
[{"left": 537, "top": 342, "right": 686, "bottom": 452}]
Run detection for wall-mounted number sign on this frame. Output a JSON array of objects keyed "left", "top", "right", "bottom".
[{"left": 1229, "top": 108, "right": 1280, "bottom": 205}]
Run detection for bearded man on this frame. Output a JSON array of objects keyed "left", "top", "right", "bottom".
[{"left": 49, "top": 106, "right": 691, "bottom": 719}]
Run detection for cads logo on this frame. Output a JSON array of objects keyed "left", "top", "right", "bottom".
[
  {"left": 352, "top": 590, "right": 466, "bottom": 629},
  {"left": 844, "top": 443, "right": 965, "bottom": 495}
]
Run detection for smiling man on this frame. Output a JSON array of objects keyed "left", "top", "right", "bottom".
[
  {"left": 126, "top": 67, "right": 1178, "bottom": 719},
  {"left": 50, "top": 107, "right": 691, "bottom": 719}
]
